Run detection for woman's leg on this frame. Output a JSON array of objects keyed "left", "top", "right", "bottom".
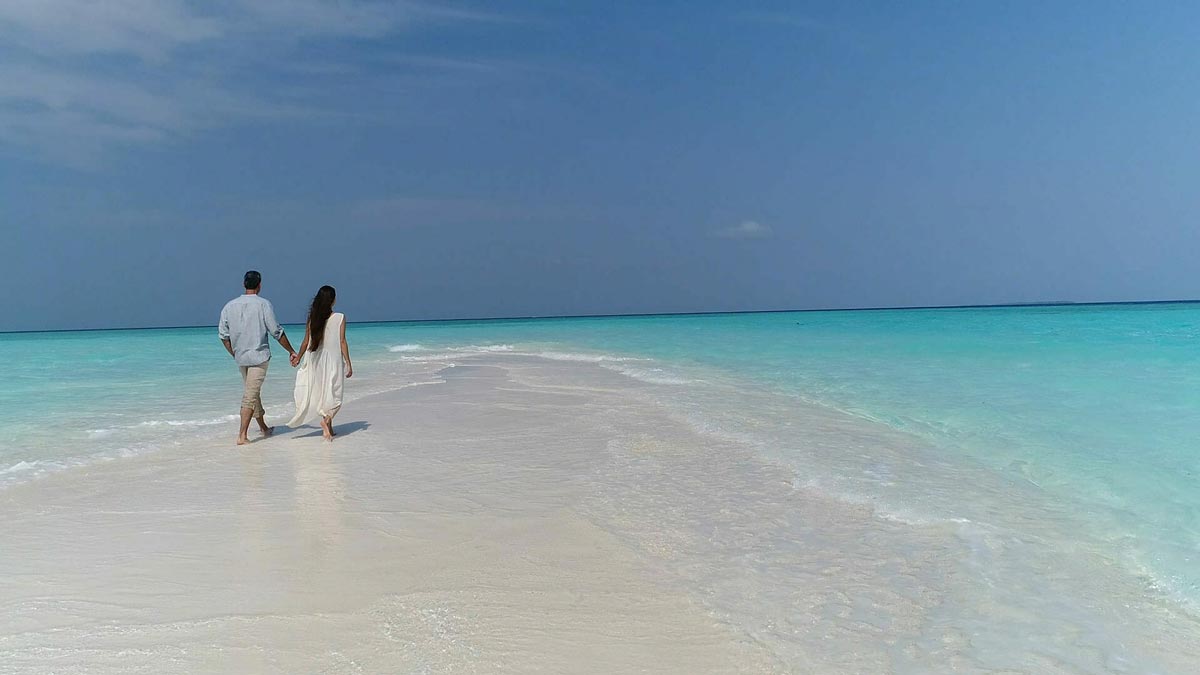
[{"left": 327, "top": 406, "right": 341, "bottom": 436}]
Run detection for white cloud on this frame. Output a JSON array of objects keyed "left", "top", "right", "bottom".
[
  {"left": 0, "top": 0, "right": 512, "bottom": 165},
  {"left": 714, "top": 220, "right": 773, "bottom": 239},
  {"left": 0, "top": 0, "right": 221, "bottom": 62},
  {"left": 0, "top": 109, "right": 167, "bottom": 167},
  {"left": 231, "top": 0, "right": 422, "bottom": 41},
  {"left": 0, "top": 1, "right": 479, "bottom": 60},
  {"left": 0, "top": 64, "right": 185, "bottom": 129}
]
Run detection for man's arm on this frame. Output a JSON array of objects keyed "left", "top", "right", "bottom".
[
  {"left": 276, "top": 331, "right": 297, "bottom": 357},
  {"left": 218, "top": 306, "right": 235, "bottom": 358},
  {"left": 263, "top": 301, "right": 297, "bottom": 359}
]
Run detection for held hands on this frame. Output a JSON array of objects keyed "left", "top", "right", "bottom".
[{"left": 285, "top": 350, "right": 349, "bottom": 375}]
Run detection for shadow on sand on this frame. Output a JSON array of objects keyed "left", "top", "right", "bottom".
[{"left": 291, "top": 420, "right": 371, "bottom": 440}]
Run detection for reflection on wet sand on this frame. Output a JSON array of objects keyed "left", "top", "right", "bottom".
[
  {"left": 232, "top": 445, "right": 348, "bottom": 587},
  {"left": 235, "top": 450, "right": 270, "bottom": 574},
  {"left": 292, "top": 448, "right": 347, "bottom": 563}
]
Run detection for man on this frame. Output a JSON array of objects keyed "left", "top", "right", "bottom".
[{"left": 219, "top": 270, "right": 298, "bottom": 445}]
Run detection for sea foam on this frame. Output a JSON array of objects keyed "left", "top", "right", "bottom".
[{"left": 388, "top": 344, "right": 424, "bottom": 352}]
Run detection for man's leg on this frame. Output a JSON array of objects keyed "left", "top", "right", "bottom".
[
  {"left": 238, "top": 406, "right": 254, "bottom": 445},
  {"left": 253, "top": 361, "right": 272, "bottom": 436},
  {"left": 238, "top": 364, "right": 268, "bottom": 445},
  {"left": 256, "top": 414, "right": 274, "bottom": 437},
  {"left": 255, "top": 394, "right": 273, "bottom": 437}
]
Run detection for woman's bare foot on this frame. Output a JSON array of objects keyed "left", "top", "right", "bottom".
[{"left": 320, "top": 418, "right": 334, "bottom": 442}]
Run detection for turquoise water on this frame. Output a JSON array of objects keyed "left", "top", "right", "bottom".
[{"left": 4, "top": 304, "right": 1200, "bottom": 615}]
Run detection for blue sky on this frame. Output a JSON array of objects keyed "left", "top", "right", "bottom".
[{"left": 4, "top": 1, "right": 1199, "bottom": 330}]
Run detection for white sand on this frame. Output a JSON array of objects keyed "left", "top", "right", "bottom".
[
  {"left": 0, "top": 360, "right": 779, "bottom": 673},
  {"left": 3, "top": 356, "right": 1199, "bottom": 673}
]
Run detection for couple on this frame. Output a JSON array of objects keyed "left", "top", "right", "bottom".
[{"left": 218, "top": 270, "right": 354, "bottom": 445}]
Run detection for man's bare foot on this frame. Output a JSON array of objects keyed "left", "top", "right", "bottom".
[
  {"left": 261, "top": 426, "right": 275, "bottom": 438},
  {"left": 236, "top": 436, "right": 250, "bottom": 446}
]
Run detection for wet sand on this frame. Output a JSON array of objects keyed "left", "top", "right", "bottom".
[{"left": 0, "top": 361, "right": 777, "bottom": 673}]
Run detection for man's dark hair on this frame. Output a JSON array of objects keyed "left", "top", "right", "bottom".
[{"left": 244, "top": 270, "right": 262, "bottom": 290}]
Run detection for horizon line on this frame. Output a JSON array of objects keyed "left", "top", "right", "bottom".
[{"left": 3, "top": 298, "right": 1199, "bottom": 336}]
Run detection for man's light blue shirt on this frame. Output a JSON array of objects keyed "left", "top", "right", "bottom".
[{"left": 218, "top": 294, "right": 284, "bottom": 366}]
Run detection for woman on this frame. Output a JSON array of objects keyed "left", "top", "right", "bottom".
[{"left": 287, "top": 285, "right": 353, "bottom": 441}]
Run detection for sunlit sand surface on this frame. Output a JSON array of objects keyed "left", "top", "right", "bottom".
[{"left": 2, "top": 356, "right": 1198, "bottom": 673}]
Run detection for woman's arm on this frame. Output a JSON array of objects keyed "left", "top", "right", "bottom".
[
  {"left": 340, "top": 316, "right": 353, "bottom": 378},
  {"left": 291, "top": 321, "right": 311, "bottom": 366}
]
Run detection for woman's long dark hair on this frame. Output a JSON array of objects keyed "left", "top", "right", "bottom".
[{"left": 307, "top": 285, "right": 336, "bottom": 351}]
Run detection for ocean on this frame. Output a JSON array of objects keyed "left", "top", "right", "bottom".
[{"left": 3, "top": 303, "right": 1199, "bottom": 660}]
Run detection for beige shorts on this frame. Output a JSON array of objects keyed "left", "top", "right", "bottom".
[{"left": 239, "top": 362, "right": 268, "bottom": 416}]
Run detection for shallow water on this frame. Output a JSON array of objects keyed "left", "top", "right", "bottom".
[{"left": 4, "top": 304, "right": 1200, "bottom": 664}]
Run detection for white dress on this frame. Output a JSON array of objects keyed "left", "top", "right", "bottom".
[{"left": 288, "top": 312, "right": 345, "bottom": 426}]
